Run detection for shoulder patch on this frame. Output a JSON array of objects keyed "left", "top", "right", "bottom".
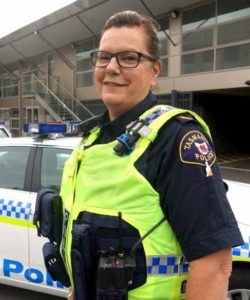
[
  {"left": 179, "top": 130, "right": 216, "bottom": 166},
  {"left": 175, "top": 114, "right": 196, "bottom": 124}
]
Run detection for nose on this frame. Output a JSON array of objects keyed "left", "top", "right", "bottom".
[{"left": 106, "top": 56, "right": 120, "bottom": 73}]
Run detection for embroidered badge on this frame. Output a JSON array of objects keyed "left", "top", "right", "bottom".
[{"left": 179, "top": 130, "right": 216, "bottom": 166}]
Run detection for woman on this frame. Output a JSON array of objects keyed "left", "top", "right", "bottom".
[{"left": 63, "top": 10, "right": 242, "bottom": 300}]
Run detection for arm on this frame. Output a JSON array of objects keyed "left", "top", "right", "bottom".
[{"left": 186, "top": 248, "right": 232, "bottom": 300}]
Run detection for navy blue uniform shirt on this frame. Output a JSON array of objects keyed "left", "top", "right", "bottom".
[{"left": 94, "top": 91, "right": 243, "bottom": 262}]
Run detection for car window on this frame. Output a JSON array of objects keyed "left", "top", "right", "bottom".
[
  {"left": 0, "top": 128, "right": 8, "bottom": 138},
  {"left": 0, "top": 146, "right": 31, "bottom": 190},
  {"left": 41, "top": 147, "right": 72, "bottom": 193}
]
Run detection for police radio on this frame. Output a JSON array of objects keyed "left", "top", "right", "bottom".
[
  {"left": 96, "top": 213, "right": 166, "bottom": 300},
  {"left": 96, "top": 212, "right": 136, "bottom": 300}
]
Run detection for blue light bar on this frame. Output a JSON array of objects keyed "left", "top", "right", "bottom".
[{"left": 23, "top": 123, "right": 67, "bottom": 134}]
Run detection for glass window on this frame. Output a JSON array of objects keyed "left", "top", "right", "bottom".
[
  {"left": 182, "top": 3, "right": 215, "bottom": 32},
  {"left": 159, "top": 31, "right": 168, "bottom": 57},
  {"left": 157, "top": 19, "right": 169, "bottom": 78},
  {"left": 159, "top": 57, "right": 168, "bottom": 77},
  {"left": 0, "top": 76, "right": 18, "bottom": 98},
  {"left": 76, "top": 72, "right": 93, "bottom": 88},
  {"left": 9, "top": 108, "right": 19, "bottom": 118},
  {"left": 9, "top": 85, "right": 18, "bottom": 96},
  {"left": 0, "top": 128, "right": 8, "bottom": 138},
  {"left": 10, "top": 119, "right": 19, "bottom": 129},
  {"left": 218, "top": 18, "right": 250, "bottom": 45},
  {"left": 182, "top": 50, "right": 214, "bottom": 74},
  {"left": 76, "top": 58, "right": 93, "bottom": 72},
  {"left": 3, "top": 88, "right": 10, "bottom": 97},
  {"left": 0, "top": 146, "right": 30, "bottom": 190},
  {"left": 181, "top": 3, "right": 216, "bottom": 75},
  {"left": 218, "top": 0, "right": 250, "bottom": 23},
  {"left": 76, "top": 38, "right": 98, "bottom": 88},
  {"left": 76, "top": 39, "right": 98, "bottom": 57},
  {"left": 41, "top": 148, "right": 72, "bottom": 192},
  {"left": 183, "top": 28, "right": 213, "bottom": 52},
  {"left": 216, "top": 43, "right": 250, "bottom": 70}
]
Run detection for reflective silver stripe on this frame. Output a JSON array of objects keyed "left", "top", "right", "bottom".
[
  {"left": 143, "top": 106, "right": 176, "bottom": 124},
  {"left": 147, "top": 255, "right": 189, "bottom": 276}
]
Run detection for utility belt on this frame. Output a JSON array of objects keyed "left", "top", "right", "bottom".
[
  {"left": 33, "top": 189, "right": 70, "bottom": 287},
  {"left": 70, "top": 211, "right": 148, "bottom": 300}
]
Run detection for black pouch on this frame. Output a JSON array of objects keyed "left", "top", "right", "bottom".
[
  {"left": 33, "top": 189, "right": 63, "bottom": 244},
  {"left": 71, "top": 249, "right": 88, "bottom": 300},
  {"left": 79, "top": 212, "right": 147, "bottom": 290},
  {"left": 43, "top": 242, "right": 70, "bottom": 287},
  {"left": 71, "top": 222, "right": 96, "bottom": 300}
]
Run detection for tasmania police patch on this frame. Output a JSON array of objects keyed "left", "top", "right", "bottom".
[{"left": 179, "top": 130, "right": 216, "bottom": 166}]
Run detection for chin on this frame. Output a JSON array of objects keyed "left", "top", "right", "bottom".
[{"left": 102, "top": 94, "right": 125, "bottom": 107}]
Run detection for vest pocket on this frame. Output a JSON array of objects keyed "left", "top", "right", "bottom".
[{"left": 71, "top": 211, "right": 147, "bottom": 295}]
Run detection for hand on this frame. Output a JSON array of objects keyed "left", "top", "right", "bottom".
[{"left": 67, "top": 290, "right": 74, "bottom": 300}]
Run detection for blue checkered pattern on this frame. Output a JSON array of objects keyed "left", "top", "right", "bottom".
[
  {"left": 232, "top": 237, "right": 250, "bottom": 259},
  {"left": 0, "top": 199, "right": 32, "bottom": 220},
  {"left": 147, "top": 255, "right": 189, "bottom": 276},
  {"left": 144, "top": 107, "right": 175, "bottom": 124}
]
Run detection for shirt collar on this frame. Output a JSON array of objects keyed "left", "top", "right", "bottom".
[{"left": 97, "top": 91, "right": 158, "bottom": 141}]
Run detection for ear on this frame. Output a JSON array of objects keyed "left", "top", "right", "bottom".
[{"left": 150, "top": 60, "right": 162, "bottom": 88}]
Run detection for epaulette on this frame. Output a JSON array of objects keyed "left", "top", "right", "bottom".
[{"left": 175, "top": 113, "right": 197, "bottom": 124}]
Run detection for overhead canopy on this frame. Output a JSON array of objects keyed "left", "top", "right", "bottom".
[{"left": 0, "top": 0, "right": 200, "bottom": 66}]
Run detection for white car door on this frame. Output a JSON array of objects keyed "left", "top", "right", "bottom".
[
  {"left": 28, "top": 145, "right": 71, "bottom": 297},
  {"left": 0, "top": 145, "right": 32, "bottom": 289}
]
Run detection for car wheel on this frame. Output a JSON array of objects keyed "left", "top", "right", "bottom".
[{"left": 228, "top": 264, "right": 250, "bottom": 300}]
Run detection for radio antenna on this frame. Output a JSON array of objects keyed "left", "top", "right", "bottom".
[
  {"left": 118, "top": 212, "right": 124, "bottom": 256},
  {"left": 130, "top": 217, "right": 166, "bottom": 256}
]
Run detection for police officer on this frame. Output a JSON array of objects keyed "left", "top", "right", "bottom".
[{"left": 61, "top": 10, "right": 243, "bottom": 300}]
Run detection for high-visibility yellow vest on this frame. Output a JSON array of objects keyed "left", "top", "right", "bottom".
[{"left": 60, "top": 105, "right": 211, "bottom": 300}]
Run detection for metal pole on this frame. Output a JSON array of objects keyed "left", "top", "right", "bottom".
[
  {"left": 18, "top": 78, "right": 23, "bottom": 136},
  {"left": 171, "top": 89, "right": 178, "bottom": 106}
]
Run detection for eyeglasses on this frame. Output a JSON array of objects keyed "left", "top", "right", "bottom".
[{"left": 90, "top": 51, "right": 156, "bottom": 68}]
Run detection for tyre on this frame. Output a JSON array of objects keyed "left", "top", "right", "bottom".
[{"left": 228, "top": 263, "right": 250, "bottom": 300}]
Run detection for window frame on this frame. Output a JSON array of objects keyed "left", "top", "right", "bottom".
[
  {"left": 181, "top": 0, "right": 250, "bottom": 74},
  {"left": 33, "top": 145, "right": 72, "bottom": 193}
]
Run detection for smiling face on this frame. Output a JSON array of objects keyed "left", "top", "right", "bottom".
[{"left": 94, "top": 26, "right": 161, "bottom": 120}]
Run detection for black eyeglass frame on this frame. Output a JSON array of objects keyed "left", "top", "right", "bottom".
[{"left": 90, "top": 51, "right": 157, "bottom": 68}]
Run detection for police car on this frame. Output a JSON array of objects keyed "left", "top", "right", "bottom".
[
  {"left": 226, "top": 179, "right": 250, "bottom": 299},
  {"left": 0, "top": 123, "right": 249, "bottom": 299},
  {"left": 0, "top": 126, "right": 11, "bottom": 138},
  {"left": 0, "top": 123, "right": 80, "bottom": 297}
]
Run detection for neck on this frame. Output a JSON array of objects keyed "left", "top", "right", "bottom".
[{"left": 108, "top": 109, "right": 125, "bottom": 121}]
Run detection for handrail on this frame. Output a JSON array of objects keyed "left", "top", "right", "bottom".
[
  {"left": 49, "top": 75, "right": 94, "bottom": 117},
  {"left": 31, "top": 73, "right": 80, "bottom": 120}
]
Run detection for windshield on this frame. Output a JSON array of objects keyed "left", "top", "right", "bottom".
[{"left": 0, "top": 128, "right": 9, "bottom": 138}]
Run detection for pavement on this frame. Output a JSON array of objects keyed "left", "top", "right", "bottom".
[
  {"left": 218, "top": 154, "right": 250, "bottom": 184},
  {"left": 0, "top": 284, "right": 62, "bottom": 299}
]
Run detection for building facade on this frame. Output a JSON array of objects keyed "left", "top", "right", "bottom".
[{"left": 0, "top": 0, "right": 249, "bottom": 152}]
